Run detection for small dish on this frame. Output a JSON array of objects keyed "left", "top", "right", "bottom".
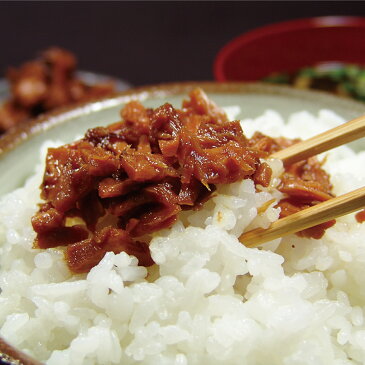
[{"left": 214, "top": 16, "right": 365, "bottom": 82}]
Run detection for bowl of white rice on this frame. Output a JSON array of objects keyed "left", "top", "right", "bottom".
[{"left": 0, "top": 82, "right": 365, "bottom": 365}]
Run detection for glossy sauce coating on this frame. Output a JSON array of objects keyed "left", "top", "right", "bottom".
[
  {"left": 32, "top": 89, "right": 335, "bottom": 273},
  {"left": 249, "top": 132, "right": 336, "bottom": 238},
  {"left": 356, "top": 209, "right": 365, "bottom": 223}
]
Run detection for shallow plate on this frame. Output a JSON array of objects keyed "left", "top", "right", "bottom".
[
  {"left": 0, "top": 82, "right": 365, "bottom": 364},
  {"left": 0, "top": 71, "right": 131, "bottom": 102}
]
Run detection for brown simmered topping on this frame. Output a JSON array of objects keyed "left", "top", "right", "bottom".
[
  {"left": 0, "top": 47, "right": 116, "bottom": 134},
  {"left": 31, "top": 88, "right": 335, "bottom": 273},
  {"left": 248, "top": 132, "right": 335, "bottom": 238},
  {"left": 356, "top": 209, "right": 365, "bottom": 223},
  {"left": 278, "top": 157, "right": 336, "bottom": 238}
]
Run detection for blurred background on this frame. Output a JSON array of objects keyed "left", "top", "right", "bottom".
[{"left": 1, "top": 1, "right": 365, "bottom": 87}]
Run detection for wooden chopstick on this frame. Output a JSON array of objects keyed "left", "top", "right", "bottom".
[
  {"left": 239, "top": 186, "right": 365, "bottom": 248},
  {"left": 271, "top": 114, "right": 365, "bottom": 165},
  {"left": 239, "top": 115, "right": 365, "bottom": 248}
]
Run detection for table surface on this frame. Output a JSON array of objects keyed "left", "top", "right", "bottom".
[{"left": 1, "top": 1, "right": 365, "bottom": 87}]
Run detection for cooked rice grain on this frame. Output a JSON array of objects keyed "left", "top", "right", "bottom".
[{"left": 1, "top": 109, "right": 365, "bottom": 365}]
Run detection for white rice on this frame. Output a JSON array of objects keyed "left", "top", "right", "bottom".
[{"left": 1, "top": 108, "right": 365, "bottom": 365}]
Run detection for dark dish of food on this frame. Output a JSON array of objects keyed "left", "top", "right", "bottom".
[
  {"left": 264, "top": 62, "right": 365, "bottom": 101},
  {"left": 0, "top": 47, "right": 116, "bottom": 134},
  {"left": 31, "top": 88, "right": 335, "bottom": 274}
]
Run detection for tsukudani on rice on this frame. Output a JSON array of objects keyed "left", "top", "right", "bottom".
[{"left": 0, "top": 90, "right": 365, "bottom": 365}]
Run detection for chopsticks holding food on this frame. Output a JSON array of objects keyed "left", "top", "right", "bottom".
[
  {"left": 240, "top": 115, "right": 365, "bottom": 247},
  {"left": 240, "top": 186, "right": 365, "bottom": 247}
]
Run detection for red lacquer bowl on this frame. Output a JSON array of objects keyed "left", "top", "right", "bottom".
[{"left": 214, "top": 16, "right": 365, "bottom": 82}]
